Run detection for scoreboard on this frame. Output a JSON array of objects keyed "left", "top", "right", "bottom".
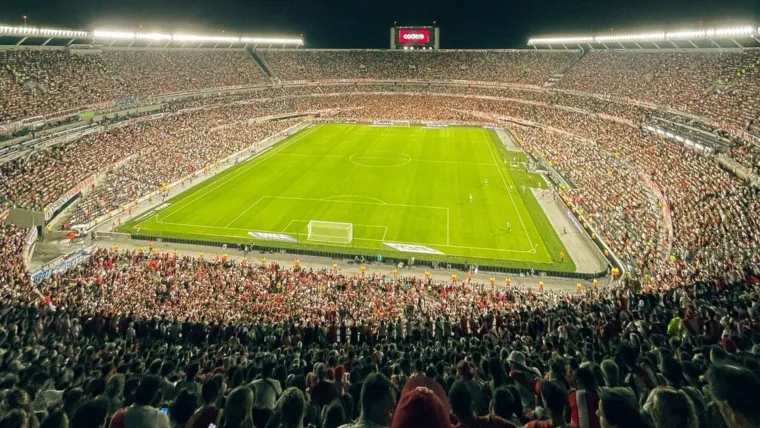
[{"left": 390, "top": 26, "right": 439, "bottom": 50}]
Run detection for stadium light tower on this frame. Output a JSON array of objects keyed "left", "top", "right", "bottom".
[{"left": 22, "top": 15, "right": 27, "bottom": 26}]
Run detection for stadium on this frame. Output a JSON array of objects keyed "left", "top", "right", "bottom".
[{"left": 1, "top": 14, "right": 760, "bottom": 428}]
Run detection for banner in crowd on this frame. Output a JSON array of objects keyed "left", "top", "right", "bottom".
[
  {"left": 45, "top": 175, "right": 96, "bottom": 221},
  {"left": 117, "top": 97, "right": 137, "bottom": 106},
  {"left": 0, "top": 209, "right": 8, "bottom": 222},
  {"left": 31, "top": 246, "right": 95, "bottom": 284}
]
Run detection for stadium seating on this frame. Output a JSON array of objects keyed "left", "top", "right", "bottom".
[{"left": 2, "top": 47, "right": 760, "bottom": 428}]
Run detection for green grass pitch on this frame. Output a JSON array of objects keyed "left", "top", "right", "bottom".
[{"left": 120, "top": 123, "right": 575, "bottom": 271}]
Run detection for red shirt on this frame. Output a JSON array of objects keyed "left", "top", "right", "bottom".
[{"left": 568, "top": 390, "right": 601, "bottom": 428}]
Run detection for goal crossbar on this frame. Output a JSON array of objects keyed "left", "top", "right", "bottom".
[{"left": 307, "top": 220, "right": 354, "bottom": 244}]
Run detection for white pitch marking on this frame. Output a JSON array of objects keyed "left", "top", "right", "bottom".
[
  {"left": 480, "top": 129, "right": 536, "bottom": 250},
  {"left": 322, "top": 195, "right": 387, "bottom": 205},
  {"left": 138, "top": 224, "right": 539, "bottom": 254},
  {"left": 158, "top": 125, "right": 322, "bottom": 223},
  {"left": 224, "top": 196, "right": 265, "bottom": 228},
  {"left": 274, "top": 152, "right": 496, "bottom": 166},
  {"left": 348, "top": 153, "right": 412, "bottom": 168},
  {"left": 269, "top": 195, "right": 448, "bottom": 212}
]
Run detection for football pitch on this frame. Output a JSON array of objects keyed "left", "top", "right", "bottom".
[{"left": 120, "top": 123, "right": 575, "bottom": 271}]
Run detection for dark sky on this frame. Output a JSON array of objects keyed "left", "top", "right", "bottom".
[{"left": 3, "top": 0, "right": 759, "bottom": 48}]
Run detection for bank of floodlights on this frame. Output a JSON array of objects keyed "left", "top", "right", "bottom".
[
  {"left": 528, "top": 25, "right": 757, "bottom": 45},
  {"left": 0, "top": 25, "right": 88, "bottom": 38},
  {"left": 94, "top": 29, "right": 303, "bottom": 45},
  {"left": 0, "top": 24, "right": 303, "bottom": 46}
]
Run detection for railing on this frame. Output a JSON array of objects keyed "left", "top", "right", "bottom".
[{"left": 129, "top": 234, "right": 609, "bottom": 280}]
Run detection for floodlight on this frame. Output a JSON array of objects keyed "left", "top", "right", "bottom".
[
  {"left": 135, "top": 32, "right": 172, "bottom": 41},
  {"left": 93, "top": 30, "right": 136, "bottom": 39},
  {"left": 594, "top": 32, "right": 664, "bottom": 43},
  {"left": 666, "top": 30, "right": 706, "bottom": 39},
  {"left": 240, "top": 36, "right": 303, "bottom": 45},
  {"left": 173, "top": 34, "right": 239, "bottom": 43},
  {"left": 527, "top": 36, "right": 594, "bottom": 45},
  {"left": 712, "top": 26, "right": 755, "bottom": 36},
  {"left": 0, "top": 25, "right": 88, "bottom": 38}
]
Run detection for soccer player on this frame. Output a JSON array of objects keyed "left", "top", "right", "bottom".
[
  {"left": 469, "top": 194, "right": 473, "bottom": 202},
  {"left": 484, "top": 178, "right": 488, "bottom": 186},
  {"left": 506, "top": 222, "right": 511, "bottom": 231}
]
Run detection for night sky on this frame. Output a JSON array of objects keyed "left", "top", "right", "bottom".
[{"left": 3, "top": 0, "right": 759, "bottom": 49}]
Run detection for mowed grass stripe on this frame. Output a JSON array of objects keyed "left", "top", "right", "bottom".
[{"left": 121, "top": 124, "right": 575, "bottom": 271}]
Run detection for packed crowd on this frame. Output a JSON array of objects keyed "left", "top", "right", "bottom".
[
  {"left": 3, "top": 89, "right": 760, "bottom": 288},
  {"left": 2, "top": 47, "right": 760, "bottom": 139},
  {"left": 1, "top": 74, "right": 760, "bottom": 427},
  {"left": 0, "top": 98, "right": 311, "bottom": 213},
  {"left": 259, "top": 50, "right": 578, "bottom": 85},
  {"left": 557, "top": 50, "right": 760, "bottom": 134},
  {"left": 0, "top": 236, "right": 759, "bottom": 428},
  {"left": 65, "top": 118, "right": 298, "bottom": 226},
  {"left": 0, "top": 49, "right": 269, "bottom": 123}
]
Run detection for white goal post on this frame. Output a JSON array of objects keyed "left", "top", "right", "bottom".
[{"left": 307, "top": 220, "right": 354, "bottom": 244}]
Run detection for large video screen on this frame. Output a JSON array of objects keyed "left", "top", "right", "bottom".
[{"left": 397, "top": 28, "right": 433, "bottom": 46}]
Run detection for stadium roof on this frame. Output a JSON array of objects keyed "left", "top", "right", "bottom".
[
  {"left": 0, "top": 24, "right": 303, "bottom": 48},
  {"left": 527, "top": 25, "right": 760, "bottom": 50}
]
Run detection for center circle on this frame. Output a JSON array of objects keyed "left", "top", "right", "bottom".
[{"left": 349, "top": 151, "right": 412, "bottom": 167}]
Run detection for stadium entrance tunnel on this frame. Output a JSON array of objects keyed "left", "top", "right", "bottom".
[{"left": 349, "top": 151, "right": 412, "bottom": 167}]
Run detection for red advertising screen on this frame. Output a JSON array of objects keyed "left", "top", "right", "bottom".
[{"left": 398, "top": 28, "right": 431, "bottom": 45}]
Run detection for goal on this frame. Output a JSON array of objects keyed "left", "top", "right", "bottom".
[
  {"left": 307, "top": 220, "right": 353, "bottom": 244},
  {"left": 391, "top": 120, "right": 411, "bottom": 127}
]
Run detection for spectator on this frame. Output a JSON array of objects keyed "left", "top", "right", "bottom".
[
  {"left": 310, "top": 363, "right": 338, "bottom": 409},
  {"left": 189, "top": 377, "right": 224, "bottom": 428},
  {"left": 391, "top": 385, "right": 450, "bottom": 428},
  {"left": 219, "top": 387, "right": 255, "bottom": 428},
  {"left": 250, "top": 361, "right": 282, "bottom": 411},
  {"left": 322, "top": 401, "right": 346, "bottom": 428},
  {"left": 568, "top": 366, "right": 601, "bottom": 428},
  {"left": 270, "top": 387, "right": 307, "bottom": 428},
  {"left": 643, "top": 387, "right": 699, "bottom": 428},
  {"left": 449, "top": 380, "right": 517, "bottom": 428},
  {"left": 707, "top": 364, "right": 760, "bottom": 428},
  {"left": 168, "top": 389, "right": 199, "bottom": 428},
  {"left": 39, "top": 410, "right": 68, "bottom": 428},
  {"left": 524, "top": 381, "right": 567, "bottom": 428},
  {"left": 100, "top": 374, "right": 125, "bottom": 416},
  {"left": 110, "top": 376, "right": 170, "bottom": 428},
  {"left": 597, "top": 388, "right": 646, "bottom": 428},
  {"left": 71, "top": 398, "right": 110, "bottom": 428},
  {"left": 338, "top": 373, "right": 396, "bottom": 428}
]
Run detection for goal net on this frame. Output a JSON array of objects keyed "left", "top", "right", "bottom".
[
  {"left": 391, "top": 120, "right": 411, "bottom": 127},
  {"left": 307, "top": 220, "right": 353, "bottom": 244}
]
